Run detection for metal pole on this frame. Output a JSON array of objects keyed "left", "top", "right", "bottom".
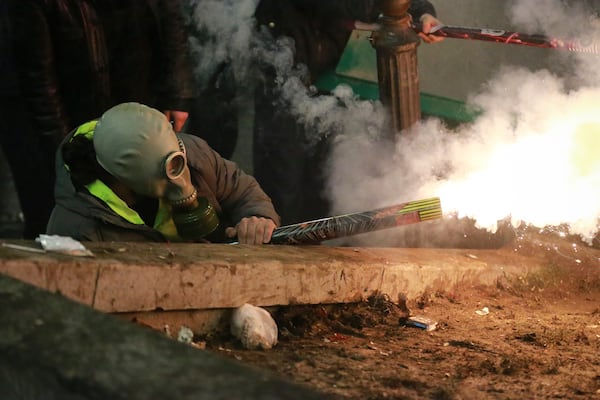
[{"left": 371, "top": 0, "right": 422, "bottom": 136}]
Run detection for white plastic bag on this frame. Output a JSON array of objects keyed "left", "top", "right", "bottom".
[
  {"left": 231, "top": 303, "right": 278, "bottom": 350},
  {"left": 177, "top": 326, "right": 194, "bottom": 344},
  {"left": 36, "top": 234, "right": 94, "bottom": 257}
]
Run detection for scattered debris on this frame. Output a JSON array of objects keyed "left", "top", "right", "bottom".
[
  {"left": 403, "top": 316, "right": 438, "bottom": 331},
  {"left": 326, "top": 333, "right": 349, "bottom": 342},
  {"left": 163, "top": 324, "right": 172, "bottom": 338},
  {"left": 446, "top": 340, "right": 496, "bottom": 354},
  {"left": 2, "top": 242, "right": 46, "bottom": 254},
  {"left": 177, "top": 326, "right": 194, "bottom": 344},
  {"left": 475, "top": 307, "right": 490, "bottom": 316},
  {"left": 366, "top": 341, "right": 379, "bottom": 351},
  {"left": 157, "top": 241, "right": 176, "bottom": 259},
  {"left": 190, "top": 341, "right": 207, "bottom": 350},
  {"left": 231, "top": 303, "right": 278, "bottom": 350},
  {"left": 516, "top": 332, "right": 547, "bottom": 347},
  {"left": 101, "top": 246, "right": 128, "bottom": 254}
]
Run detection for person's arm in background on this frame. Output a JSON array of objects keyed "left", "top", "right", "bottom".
[
  {"left": 10, "top": 1, "right": 71, "bottom": 144},
  {"left": 409, "top": 0, "right": 444, "bottom": 43},
  {"left": 156, "top": 0, "right": 196, "bottom": 132},
  {"left": 296, "top": 0, "right": 443, "bottom": 43},
  {"left": 308, "top": 0, "right": 443, "bottom": 77}
]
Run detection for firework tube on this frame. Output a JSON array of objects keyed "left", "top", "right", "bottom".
[
  {"left": 346, "top": 20, "right": 599, "bottom": 54},
  {"left": 269, "top": 197, "right": 442, "bottom": 245},
  {"left": 412, "top": 22, "right": 599, "bottom": 54}
]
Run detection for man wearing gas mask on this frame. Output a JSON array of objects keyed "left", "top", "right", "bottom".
[{"left": 47, "top": 102, "right": 280, "bottom": 245}]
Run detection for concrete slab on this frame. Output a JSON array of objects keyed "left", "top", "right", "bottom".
[
  {"left": 0, "top": 257, "right": 98, "bottom": 305},
  {"left": 1, "top": 240, "right": 550, "bottom": 316}
]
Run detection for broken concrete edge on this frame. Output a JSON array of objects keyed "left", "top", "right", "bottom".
[
  {"left": 0, "top": 241, "right": 549, "bottom": 316},
  {"left": 0, "top": 274, "right": 330, "bottom": 400}
]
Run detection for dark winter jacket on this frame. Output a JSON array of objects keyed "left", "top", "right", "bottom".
[
  {"left": 0, "top": 1, "right": 18, "bottom": 96},
  {"left": 255, "top": 0, "right": 437, "bottom": 81},
  {"left": 10, "top": 0, "right": 196, "bottom": 144},
  {"left": 47, "top": 131, "right": 280, "bottom": 242}
]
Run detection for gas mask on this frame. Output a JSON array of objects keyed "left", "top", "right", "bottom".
[
  {"left": 93, "top": 103, "right": 219, "bottom": 240},
  {"left": 163, "top": 139, "right": 219, "bottom": 240}
]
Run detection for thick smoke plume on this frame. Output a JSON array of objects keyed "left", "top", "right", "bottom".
[
  {"left": 186, "top": 0, "right": 600, "bottom": 246},
  {"left": 326, "top": 1, "right": 600, "bottom": 246},
  {"left": 184, "top": 0, "right": 259, "bottom": 88},
  {"left": 185, "top": 0, "right": 386, "bottom": 143}
]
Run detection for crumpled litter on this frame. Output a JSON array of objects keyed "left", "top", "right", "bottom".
[
  {"left": 231, "top": 303, "right": 278, "bottom": 350},
  {"left": 177, "top": 326, "right": 194, "bottom": 344},
  {"left": 36, "top": 234, "right": 94, "bottom": 257},
  {"left": 404, "top": 316, "right": 438, "bottom": 331},
  {"left": 475, "top": 307, "right": 490, "bottom": 316}
]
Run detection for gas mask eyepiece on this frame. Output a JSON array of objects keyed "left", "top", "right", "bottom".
[{"left": 165, "top": 151, "right": 187, "bottom": 180}]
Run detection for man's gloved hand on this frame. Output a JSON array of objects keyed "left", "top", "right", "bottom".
[
  {"left": 418, "top": 13, "right": 444, "bottom": 43},
  {"left": 225, "top": 217, "right": 277, "bottom": 245}
]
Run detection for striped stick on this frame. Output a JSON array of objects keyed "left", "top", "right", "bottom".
[
  {"left": 412, "top": 22, "right": 600, "bottom": 54},
  {"left": 270, "top": 197, "right": 442, "bottom": 245}
]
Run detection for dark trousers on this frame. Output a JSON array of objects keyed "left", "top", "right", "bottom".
[
  {"left": 185, "top": 64, "right": 239, "bottom": 160},
  {"left": 253, "top": 94, "right": 330, "bottom": 225},
  {"left": 0, "top": 95, "right": 55, "bottom": 238}
]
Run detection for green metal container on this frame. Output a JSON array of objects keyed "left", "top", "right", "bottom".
[{"left": 314, "top": 30, "right": 479, "bottom": 127}]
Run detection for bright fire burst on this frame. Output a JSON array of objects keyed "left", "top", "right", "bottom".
[
  {"left": 434, "top": 117, "right": 600, "bottom": 244},
  {"left": 327, "top": 69, "right": 600, "bottom": 247}
]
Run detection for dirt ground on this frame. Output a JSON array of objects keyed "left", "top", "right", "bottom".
[{"left": 198, "top": 230, "right": 600, "bottom": 399}]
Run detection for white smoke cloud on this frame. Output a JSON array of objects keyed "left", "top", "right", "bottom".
[
  {"left": 508, "top": 0, "right": 592, "bottom": 37},
  {"left": 185, "top": 0, "right": 259, "bottom": 88},
  {"left": 326, "top": 1, "right": 600, "bottom": 246},
  {"left": 435, "top": 68, "right": 600, "bottom": 239},
  {"left": 185, "top": 0, "right": 600, "bottom": 246},
  {"left": 508, "top": 0, "right": 600, "bottom": 85}
]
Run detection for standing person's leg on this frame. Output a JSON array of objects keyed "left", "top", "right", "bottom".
[
  {"left": 253, "top": 93, "right": 332, "bottom": 225},
  {"left": 0, "top": 94, "right": 55, "bottom": 238},
  {"left": 186, "top": 64, "right": 239, "bottom": 159},
  {"left": 299, "top": 133, "right": 331, "bottom": 222},
  {"left": 253, "top": 95, "right": 310, "bottom": 225},
  {"left": 0, "top": 146, "right": 21, "bottom": 238}
]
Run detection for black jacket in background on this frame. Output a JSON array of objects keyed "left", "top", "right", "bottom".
[
  {"left": 10, "top": 0, "right": 196, "bottom": 144},
  {"left": 255, "top": 0, "right": 436, "bottom": 81}
]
